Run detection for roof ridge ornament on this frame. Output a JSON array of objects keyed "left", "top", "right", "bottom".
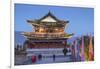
[{"left": 48, "top": 10, "right": 53, "bottom": 16}]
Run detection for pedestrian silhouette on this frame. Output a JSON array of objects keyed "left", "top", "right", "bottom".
[
  {"left": 38, "top": 54, "right": 42, "bottom": 61},
  {"left": 53, "top": 54, "right": 55, "bottom": 62}
]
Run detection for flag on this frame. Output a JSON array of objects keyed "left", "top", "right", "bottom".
[
  {"left": 89, "top": 34, "right": 94, "bottom": 61},
  {"left": 76, "top": 38, "right": 81, "bottom": 61},
  {"left": 73, "top": 40, "right": 78, "bottom": 61},
  {"left": 80, "top": 36, "right": 85, "bottom": 61}
]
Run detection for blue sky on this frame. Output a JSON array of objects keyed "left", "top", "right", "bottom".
[{"left": 15, "top": 4, "right": 94, "bottom": 36}]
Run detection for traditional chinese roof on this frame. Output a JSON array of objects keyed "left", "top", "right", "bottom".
[
  {"left": 27, "top": 11, "right": 69, "bottom": 25},
  {"left": 22, "top": 12, "right": 74, "bottom": 39},
  {"left": 39, "top": 11, "right": 68, "bottom": 22}
]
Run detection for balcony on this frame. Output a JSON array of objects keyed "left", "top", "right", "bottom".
[
  {"left": 22, "top": 32, "right": 73, "bottom": 39},
  {"left": 22, "top": 32, "right": 64, "bottom": 38}
]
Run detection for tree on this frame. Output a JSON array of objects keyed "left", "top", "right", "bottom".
[
  {"left": 23, "top": 40, "right": 29, "bottom": 51},
  {"left": 63, "top": 48, "right": 68, "bottom": 56}
]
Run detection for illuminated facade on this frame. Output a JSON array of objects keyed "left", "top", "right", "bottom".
[{"left": 22, "top": 12, "right": 73, "bottom": 57}]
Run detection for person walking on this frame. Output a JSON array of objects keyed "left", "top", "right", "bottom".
[{"left": 53, "top": 54, "right": 55, "bottom": 62}]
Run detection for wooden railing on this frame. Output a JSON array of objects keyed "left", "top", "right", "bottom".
[{"left": 22, "top": 32, "right": 65, "bottom": 38}]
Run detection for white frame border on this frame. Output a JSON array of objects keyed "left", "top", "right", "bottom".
[{"left": 10, "top": 0, "right": 95, "bottom": 69}]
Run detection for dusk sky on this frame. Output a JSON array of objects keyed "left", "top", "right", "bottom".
[{"left": 15, "top": 4, "right": 94, "bottom": 36}]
